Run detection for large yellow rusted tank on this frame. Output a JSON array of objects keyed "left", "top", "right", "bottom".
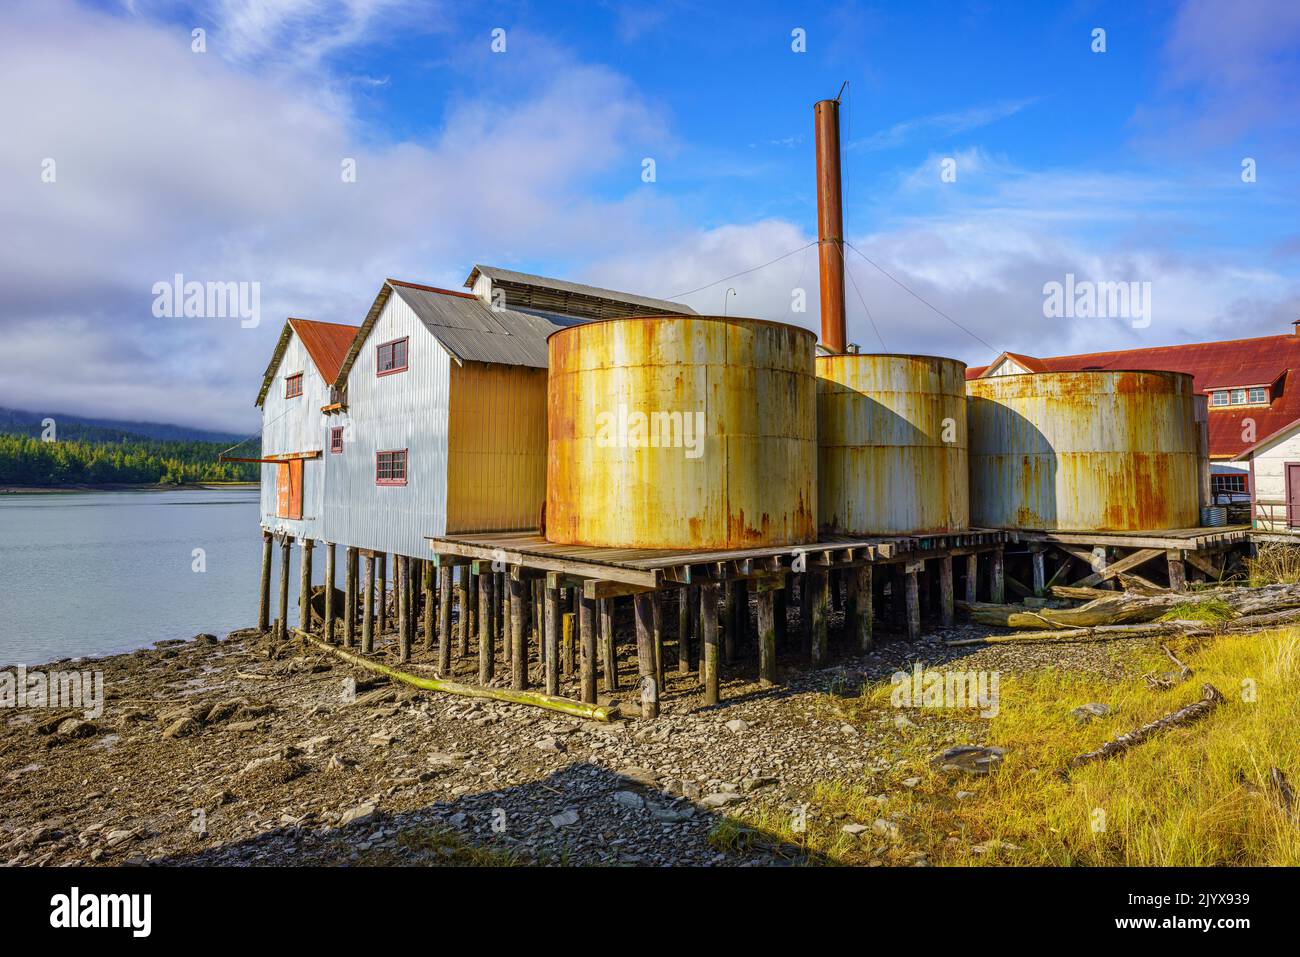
[
  {"left": 546, "top": 316, "right": 817, "bottom": 549},
  {"left": 817, "top": 354, "right": 969, "bottom": 535},
  {"left": 967, "top": 371, "right": 1200, "bottom": 531}
]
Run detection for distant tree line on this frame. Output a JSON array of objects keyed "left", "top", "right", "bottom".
[{"left": 0, "top": 433, "right": 260, "bottom": 486}]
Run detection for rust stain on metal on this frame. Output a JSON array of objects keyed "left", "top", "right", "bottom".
[
  {"left": 967, "top": 370, "right": 1200, "bottom": 531},
  {"left": 817, "top": 354, "right": 969, "bottom": 535},
  {"left": 546, "top": 315, "right": 818, "bottom": 549}
]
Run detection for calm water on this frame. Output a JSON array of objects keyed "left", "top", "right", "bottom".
[{"left": 0, "top": 488, "right": 292, "bottom": 665}]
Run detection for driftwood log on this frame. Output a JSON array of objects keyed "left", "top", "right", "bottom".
[{"left": 1067, "top": 683, "right": 1225, "bottom": 771}]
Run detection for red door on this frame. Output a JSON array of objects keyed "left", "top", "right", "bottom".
[
  {"left": 1287, "top": 464, "right": 1300, "bottom": 528},
  {"left": 275, "top": 460, "right": 303, "bottom": 520}
]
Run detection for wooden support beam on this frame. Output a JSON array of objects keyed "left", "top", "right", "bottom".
[
  {"left": 397, "top": 556, "right": 410, "bottom": 662},
  {"left": 510, "top": 570, "right": 527, "bottom": 690},
  {"left": 465, "top": 569, "right": 478, "bottom": 653},
  {"left": 990, "top": 545, "right": 1005, "bottom": 605},
  {"left": 810, "top": 569, "right": 830, "bottom": 667},
  {"left": 757, "top": 589, "right": 777, "bottom": 687},
  {"left": 579, "top": 593, "right": 597, "bottom": 705},
  {"left": 905, "top": 566, "right": 921, "bottom": 641},
  {"left": 344, "top": 546, "right": 358, "bottom": 648},
  {"left": 852, "top": 564, "right": 873, "bottom": 651},
  {"left": 1031, "top": 548, "right": 1046, "bottom": 597},
  {"left": 456, "top": 568, "right": 469, "bottom": 657},
  {"left": 473, "top": 569, "right": 490, "bottom": 682},
  {"left": 376, "top": 553, "right": 387, "bottom": 635},
  {"left": 599, "top": 597, "right": 617, "bottom": 692},
  {"left": 299, "top": 538, "right": 314, "bottom": 632},
  {"left": 422, "top": 560, "right": 435, "bottom": 652},
  {"left": 258, "top": 531, "right": 272, "bottom": 634},
  {"left": 964, "top": 552, "right": 977, "bottom": 606},
  {"left": 436, "top": 566, "right": 452, "bottom": 670},
  {"left": 723, "top": 582, "right": 737, "bottom": 665},
  {"left": 544, "top": 585, "right": 560, "bottom": 696},
  {"left": 277, "top": 536, "right": 292, "bottom": 643},
  {"left": 1167, "top": 551, "right": 1188, "bottom": 593},
  {"left": 652, "top": 591, "right": 665, "bottom": 693},
  {"left": 323, "top": 543, "right": 337, "bottom": 644},
  {"left": 634, "top": 592, "right": 659, "bottom": 719},
  {"left": 701, "top": 582, "right": 720, "bottom": 706},
  {"left": 774, "top": 581, "right": 788, "bottom": 650},
  {"left": 1074, "top": 547, "right": 1164, "bottom": 588},
  {"left": 935, "top": 555, "right": 953, "bottom": 627},
  {"left": 1184, "top": 549, "right": 1223, "bottom": 580},
  {"left": 361, "top": 552, "right": 374, "bottom": 654},
  {"left": 678, "top": 584, "right": 694, "bottom": 674},
  {"left": 561, "top": 609, "right": 575, "bottom": 677}
]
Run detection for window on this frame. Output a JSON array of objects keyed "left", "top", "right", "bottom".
[
  {"left": 1210, "top": 390, "right": 1229, "bottom": 406},
  {"left": 376, "top": 337, "right": 408, "bottom": 376},
  {"left": 1231, "top": 388, "right": 1247, "bottom": 404},
  {"left": 1212, "top": 474, "right": 1247, "bottom": 494},
  {"left": 1249, "top": 386, "right": 1268, "bottom": 404},
  {"left": 285, "top": 373, "right": 303, "bottom": 398},
  {"left": 376, "top": 449, "right": 407, "bottom": 486},
  {"left": 330, "top": 427, "right": 344, "bottom": 454}
]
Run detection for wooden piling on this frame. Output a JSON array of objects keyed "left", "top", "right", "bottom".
[
  {"left": 258, "top": 530, "right": 272, "bottom": 634},
  {"left": 324, "top": 543, "right": 337, "bottom": 644},
  {"left": 701, "top": 582, "right": 720, "bottom": 706},
  {"left": 277, "top": 536, "right": 291, "bottom": 643},
  {"left": 1167, "top": 551, "right": 1187, "bottom": 593},
  {"left": 466, "top": 569, "right": 478, "bottom": 650},
  {"left": 1031, "top": 546, "right": 1046, "bottom": 597},
  {"left": 562, "top": 609, "right": 576, "bottom": 677},
  {"left": 476, "top": 568, "right": 492, "bottom": 683},
  {"left": 852, "top": 564, "right": 873, "bottom": 651},
  {"left": 757, "top": 588, "right": 777, "bottom": 688},
  {"left": 633, "top": 593, "right": 659, "bottom": 719},
  {"left": 544, "top": 585, "right": 560, "bottom": 696},
  {"left": 677, "top": 585, "right": 694, "bottom": 674},
  {"left": 774, "top": 584, "right": 787, "bottom": 649},
  {"left": 990, "top": 545, "right": 1005, "bottom": 605},
  {"left": 422, "top": 560, "right": 435, "bottom": 651},
  {"left": 456, "top": 569, "right": 469, "bottom": 657},
  {"left": 938, "top": 555, "right": 954, "bottom": 627},
  {"left": 299, "top": 538, "right": 314, "bottom": 632},
  {"left": 361, "top": 552, "right": 375, "bottom": 654},
  {"left": 397, "top": 556, "right": 410, "bottom": 662},
  {"left": 510, "top": 570, "right": 527, "bottom": 690},
  {"left": 344, "top": 546, "right": 358, "bottom": 648},
  {"left": 437, "top": 566, "right": 453, "bottom": 673},
  {"left": 965, "top": 553, "right": 978, "bottom": 605},
  {"left": 723, "top": 582, "right": 737, "bottom": 665},
  {"left": 377, "top": 553, "right": 387, "bottom": 635},
  {"left": 599, "top": 597, "right": 617, "bottom": 692},
  {"left": 652, "top": 591, "right": 664, "bottom": 693},
  {"left": 810, "top": 569, "right": 830, "bottom": 667},
  {"left": 579, "top": 593, "right": 597, "bottom": 705},
  {"left": 905, "top": 565, "right": 921, "bottom": 641}
]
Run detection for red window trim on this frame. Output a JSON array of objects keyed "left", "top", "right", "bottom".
[
  {"left": 285, "top": 372, "right": 304, "bottom": 398},
  {"left": 375, "top": 448, "right": 408, "bottom": 486},
  {"left": 376, "top": 337, "right": 409, "bottom": 377},
  {"left": 330, "top": 427, "right": 344, "bottom": 454}
]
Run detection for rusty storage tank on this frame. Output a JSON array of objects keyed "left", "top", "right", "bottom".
[
  {"left": 817, "top": 354, "right": 969, "bottom": 535},
  {"left": 546, "top": 315, "right": 817, "bottom": 549},
  {"left": 966, "top": 370, "right": 1200, "bottom": 531}
]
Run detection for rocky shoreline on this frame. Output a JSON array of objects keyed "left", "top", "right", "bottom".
[{"left": 0, "top": 619, "right": 1138, "bottom": 867}]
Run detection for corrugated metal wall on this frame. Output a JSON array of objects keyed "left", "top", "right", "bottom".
[
  {"left": 324, "top": 293, "right": 451, "bottom": 557},
  {"left": 445, "top": 361, "right": 548, "bottom": 533},
  {"left": 259, "top": 331, "right": 328, "bottom": 540}
]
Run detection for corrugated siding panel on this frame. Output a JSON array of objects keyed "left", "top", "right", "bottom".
[
  {"left": 323, "top": 293, "right": 451, "bottom": 557},
  {"left": 445, "top": 361, "right": 548, "bottom": 533},
  {"left": 259, "top": 331, "right": 328, "bottom": 539}
]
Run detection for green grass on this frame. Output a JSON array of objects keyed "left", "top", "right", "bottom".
[{"left": 1157, "top": 599, "right": 1235, "bottom": 623}]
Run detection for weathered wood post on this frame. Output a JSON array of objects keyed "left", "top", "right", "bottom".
[
  {"left": 562, "top": 608, "right": 576, "bottom": 677},
  {"left": 774, "top": 584, "right": 787, "bottom": 649},
  {"left": 258, "top": 530, "right": 273, "bottom": 634},
  {"left": 1031, "top": 545, "right": 1046, "bottom": 597},
  {"left": 476, "top": 567, "right": 493, "bottom": 684},
  {"left": 938, "top": 555, "right": 954, "bottom": 627},
  {"left": 599, "top": 598, "right": 617, "bottom": 692},
  {"left": 965, "top": 553, "right": 978, "bottom": 605},
  {"left": 852, "top": 564, "right": 873, "bottom": 651},
  {"left": 544, "top": 583, "right": 560, "bottom": 695},
  {"left": 324, "top": 543, "right": 337, "bottom": 643},
  {"left": 361, "top": 553, "right": 375, "bottom": 653},
  {"left": 277, "top": 536, "right": 291, "bottom": 643},
  {"left": 634, "top": 592, "right": 659, "bottom": 719},
  {"left": 438, "top": 566, "right": 453, "bottom": 672},
  {"left": 299, "top": 538, "right": 314, "bottom": 632},
  {"left": 990, "top": 545, "right": 1005, "bottom": 605},
  {"left": 510, "top": 569, "right": 527, "bottom": 690},
  {"left": 579, "top": 591, "right": 597, "bottom": 704},
  {"left": 652, "top": 591, "right": 664, "bottom": 694},
  {"left": 757, "top": 584, "right": 777, "bottom": 688},
  {"left": 677, "top": 585, "right": 694, "bottom": 674},
  {"left": 466, "top": 569, "right": 478, "bottom": 650},
  {"left": 701, "top": 582, "right": 720, "bottom": 706},
  {"left": 377, "top": 553, "right": 387, "bottom": 635},
  {"left": 456, "top": 569, "right": 469, "bottom": 657},
  {"left": 423, "top": 560, "right": 435, "bottom": 651},
  {"left": 1167, "top": 550, "right": 1187, "bottom": 593},
  {"left": 723, "top": 582, "right": 737, "bottom": 665},
  {"left": 810, "top": 569, "right": 830, "bottom": 666},
  {"left": 905, "top": 562, "right": 922, "bottom": 641},
  {"left": 344, "top": 546, "right": 358, "bottom": 648},
  {"left": 397, "top": 556, "right": 411, "bottom": 662}
]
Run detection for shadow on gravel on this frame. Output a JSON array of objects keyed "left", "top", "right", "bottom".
[{"left": 148, "top": 764, "right": 834, "bottom": 867}]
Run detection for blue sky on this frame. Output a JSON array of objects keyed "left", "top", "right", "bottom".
[{"left": 3, "top": 0, "right": 1298, "bottom": 431}]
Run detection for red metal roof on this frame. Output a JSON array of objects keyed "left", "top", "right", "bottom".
[
  {"left": 288, "top": 318, "right": 359, "bottom": 384},
  {"left": 967, "top": 332, "right": 1300, "bottom": 459}
]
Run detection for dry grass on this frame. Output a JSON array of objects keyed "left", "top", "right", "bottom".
[
  {"left": 1246, "top": 543, "right": 1300, "bottom": 586},
  {"left": 719, "top": 628, "right": 1300, "bottom": 866}
]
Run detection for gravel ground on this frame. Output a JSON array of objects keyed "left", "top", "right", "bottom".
[{"left": 0, "top": 605, "right": 1144, "bottom": 867}]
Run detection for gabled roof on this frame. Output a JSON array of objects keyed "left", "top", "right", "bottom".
[
  {"left": 966, "top": 332, "right": 1300, "bottom": 459},
  {"left": 256, "top": 318, "right": 360, "bottom": 407},
  {"left": 333, "top": 279, "right": 560, "bottom": 386},
  {"left": 464, "top": 264, "right": 696, "bottom": 319}
]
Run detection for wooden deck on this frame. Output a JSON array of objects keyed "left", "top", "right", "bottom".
[
  {"left": 1009, "top": 525, "right": 1251, "bottom": 551},
  {"left": 428, "top": 528, "right": 1009, "bottom": 594}
]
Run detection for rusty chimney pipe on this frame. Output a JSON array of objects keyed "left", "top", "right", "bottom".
[{"left": 815, "top": 97, "right": 847, "bottom": 354}]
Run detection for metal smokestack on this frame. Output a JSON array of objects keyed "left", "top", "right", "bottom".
[{"left": 814, "top": 96, "right": 847, "bottom": 354}]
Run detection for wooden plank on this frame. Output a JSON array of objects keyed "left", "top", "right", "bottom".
[{"left": 1074, "top": 547, "right": 1165, "bottom": 588}]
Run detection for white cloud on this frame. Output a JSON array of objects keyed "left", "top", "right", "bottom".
[{"left": 851, "top": 98, "right": 1039, "bottom": 153}]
